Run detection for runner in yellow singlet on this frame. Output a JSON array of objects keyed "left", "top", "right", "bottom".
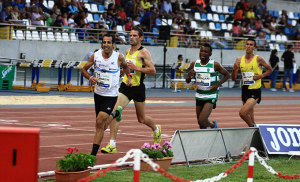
[
  {"left": 231, "top": 38, "right": 272, "bottom": 127},
  {"left": 100, "top": 26, "right": 162, "bottom": 154}
]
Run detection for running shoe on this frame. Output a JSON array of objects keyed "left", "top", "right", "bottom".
[
  {"left": 100, "top": 144, "right": 117, "bottom": 154},
  {"left": 212, "top": 121, "right": 218, "bottom": 129},
  {"left": 153, "top": 125, "right": 161, "bottom": 144},
  {"left": 116, "top": 106, "right": 123, "bottom": 122}
]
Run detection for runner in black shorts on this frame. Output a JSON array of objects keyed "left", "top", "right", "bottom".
[
  {"left": 94, "top": 94, "right": 118, "bottom": 116},
  {"left": 196, "top": 100, "right": 217, "bottom": 109},
  {"left": 232, "top": 38, "right": 272, "bottom": 127}
]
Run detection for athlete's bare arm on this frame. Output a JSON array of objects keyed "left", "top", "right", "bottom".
[
  {"left": 231, "top": 57, "right": 241, "bottom": 81},
  {"left": 81, "top": 54, "right": 98, "bottom": 85},
  {"left": 186, "top": 61, "right": 196, "bottom": 83},
  {"left": 119, "top": 53, "right": 132, "bottom": 86},
  {"left": 128, "top": 48, "right": 156, "bottom": 76},
  {"left": 254, "top": 56, "right": 273, "bottom": 81},
  {"left": 211, "top": 62, "right": 230, "bottom": 91}
]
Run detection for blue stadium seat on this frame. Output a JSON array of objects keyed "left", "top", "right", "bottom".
[
  {"left": 222, "top": 41, "right": 232, "bottom": 49},
  {"left": 219, "top": 14, "right": 225, "bottom": 22},
  {"left": 284, "top": 27, "right": 290, "bottom": 35},
  {"left": 93, "top": 14, "right": 100, "bottom": 21},
  {"left": 266, "top": 34, "right": 270, "bottom": 40},
  {"left": 280, "top": 44, "right": 285, "bottom": 51},
  {"left": 153, "top": 27, "right": 159, "bottom": 35},
  {"left": 156, "top": 18, "right": 162, "bottom": 26},
  {"left": 273, "top": 11, "right": 279, "bottom": 18},
  {"left": 215, "top": 22, "right": 221, "bottom": 31},
  {"left": 98, "top": 5, "right": 105, "bottom": 12},
  {"left": 201, "top": 13, "right": 207, "bottom": 21},
  {"left": 229, "top": 6, "right": 234, "bottom": 14},
  {"left": 146, "top": 37, "right": 154, "bottom": 45},
  {"left": 287, "top": 19, "right": 292, "bottom": 24},
  {"left": 294, "top": 12, "right": 298, "bottom": 18}
]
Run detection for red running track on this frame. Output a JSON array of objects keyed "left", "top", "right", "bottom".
[{"left": 0, "top": 96, "right": 299, "bottom": 173}]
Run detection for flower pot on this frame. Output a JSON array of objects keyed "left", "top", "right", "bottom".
[
  {"left": 140, "top": 157, "right": 174, "bottom": 172},
  {"left": 55, "top": 169, "right": 91, "bottom": 182}
]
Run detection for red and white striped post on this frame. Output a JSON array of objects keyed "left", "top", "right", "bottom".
[
  {"left": 247, "top": 147, "right": 256, "bottom": 182},
  {"left": 133, "top": 150, "right": 141, "bottom": 182}
]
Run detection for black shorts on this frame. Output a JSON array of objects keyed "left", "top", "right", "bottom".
[
  {"left": 119, "top": 82, "right": 146, "bottom": 102},
  {"left": 94, "top": 93, "right": 118, "bottom": 116},
  {"left": 242, "top": 85, "right": 261, "bottom": 104},
  {"left": 196, "top": 99, "right": 217, "bottom": 109}
]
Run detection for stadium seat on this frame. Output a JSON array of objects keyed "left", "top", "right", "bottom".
[
  {"left": 87, "top": 13, "right": 93, "bottom": 22},
  {"left": 98, "top": 5, "right": 105, "bottom": 13},
  {"left": 294, "top": 12, "right": 298, "bottom": 18},
  {"left": 194, "top": 12, "right": 201, "bottom": 20},
  {"left": 224, "top": 32, "right": 231, "bottom": 40},
  {"left": 207, "top": 13, "right": 213, "bottom": 21},
  {"left": 206, "top": 31, "right": 213, "bottom": 38},
  {"left": 288, "top": 11, "right": 294, "bottom": 19},
  {"left": 227, "top": 23, "right": 232, "bottom": 31},
  {"left": 47, "top": 32, "right": 56, "bottom": 41},
  {"left": 70, "top": 33, "right": 78, "bottom": 42},
  {"left": 40, "top": 32, "right": 47, "bottom": 41},
  {"left": 209, "top": 22, "right": 215, "bottom": 30},
  {"left": 229, "top": 6, "right": 234, "bottom": 14},
  {"left": 273, "top": 11, "right": 279, "bottom": 18},
  {"left": 153, "top": 27, "right": 159, "bottom": 35},
  {"left": 62, "top": 32, "right": 70, "bottom": 41},
  {"left": 156, "top": 18, "right": 162, "bottom": 26},
  {"left": 280, "top": 44, "right": 285, "bottom": 51},
  {"left": 219, "top": 14, "right": 225, "bottom": 22},
  {"left": 93, "top": 14, "right": 100, "bottom": 21},
  {"left": 162, "top": 19, "right": 167, "bottom": 25},
  {"left": 223, "top": 6, "right": 229, "bottom": 14},
  {"left": 266, "top": 34, "right": 270, "bottom": 40},
  {"left": 201, "top": 13, "right": 207, "bottom": 21},
  {"left": 215, "top": 22, "right": 221, "bottom": 31},
  {"left": 56, "top": 33, "right": 63, "bottom": 41},
  {"left": 211, "top": 5, "right": 217, "bottom": 13},
  {"left": 281, "top": 35, "right": 288, "bottom": 41},
  {"left": 292, "top": 20, "right": 297, "bottom": 26},
  {"left": 284, "top": 27, "right": 291, "bottom": 35},
  {"left": 275, "top": 44, "right": 280, "bottom": 51},
  {"left": 25, "top": 31, "right": 32, "bottom": 40},
  {"left": 200, "top": 30, "right": 207, "bottom": 37},
  {"left": 276, "top": 34, "right": 282, "bottom": 42},
  {"left": 269, "top": 43, "right": 274, "bottom": 50},
  {"left": 268, "top": 10, "right": 274, "bottom": 16},
  {"left": 146, "top": 37, "right": 154, "bottom": 45},
  {"left": 217, "top": 6, "right": 223, "bottom": 13},
  {"left": 116, "top": 25, "right": 123, "bottom": 34},
  {"left": 167, "top": 19, "right": 173, "bottom": 25},
  {"left": 213, "top": 14, "right": 219, "bottom": 22},
  {"left": 85, "top": 4, "right": 92, "bottom": 12},
  {"left": 191, "top": 21, "right": 198, "bottom": 29},
  {"left": 91, "top": 4, "right": 98, "bottom": 13},
  {"left": 270, "top": 34, "right": 276, "bottom": 42},
  {"left": 16, "top": 30, "right": 25, "bottom": 40},
  {"left": 221, "top": 23, "right": 227, "bottom": 30},
  {"left": 32, "top": 31, "right": 41, "bottom": 40},
  {"left": 47, "top": 0, "right": 54, "bottom": 8}
]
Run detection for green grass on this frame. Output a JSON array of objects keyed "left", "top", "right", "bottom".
[{"left": 41, "top": 156, "right": 300, "bottom": 182}]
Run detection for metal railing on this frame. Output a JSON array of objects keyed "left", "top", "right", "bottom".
[{"left": 1, "top": 23, "right": 300, "bottom": 52}]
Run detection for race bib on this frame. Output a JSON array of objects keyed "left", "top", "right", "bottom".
[
  {"left": 126, "top": 59, "right": 136, "bottom": 74},
  {"left": 196, "top": 73, "right": 210, "bottom": 87},
  {"left": 94, "top": 70, "right": 112, "bottom": 88},
  {"left": 242, "top": 72, "right": 254, "bottom": 85}
]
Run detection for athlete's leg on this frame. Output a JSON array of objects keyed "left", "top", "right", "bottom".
[
  {"left": 239, "top": 98, "right": 258, "bottom": 127},
  {"left": 93, "top": 112, "right": 110, "bottom": 145},
  {"left": 134, "top": 101, "right": 156, "bottom": 131},
  {"left": 196, "top": 105, "right": 203, "bottom": 128},
  {"left": 197, "top": 102, "right": 214, "bottom": 129},
  {"left": 108, "top": 93, "right": 131, "bottom": 140}
]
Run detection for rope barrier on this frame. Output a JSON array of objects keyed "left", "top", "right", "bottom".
[{"left": 77, "top": 148, "right": 300, "bottom": 182}]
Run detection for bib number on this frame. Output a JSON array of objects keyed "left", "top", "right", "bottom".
[
  {"left": 242, "top": 72, "right": 254, "bottom": 85},
  {"left": 196, "top": 73, "right": 210, "bottom": 87},
  {"left": 94, "top": 70, "right": 112, "bottom": 88}
]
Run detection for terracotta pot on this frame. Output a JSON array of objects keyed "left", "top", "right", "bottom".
[
  {"left": 55, "top": 169, "right": 90, "bottom": 182},
  {"left": 140, "top": 157, "right": 174, "bottom": 172}
]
